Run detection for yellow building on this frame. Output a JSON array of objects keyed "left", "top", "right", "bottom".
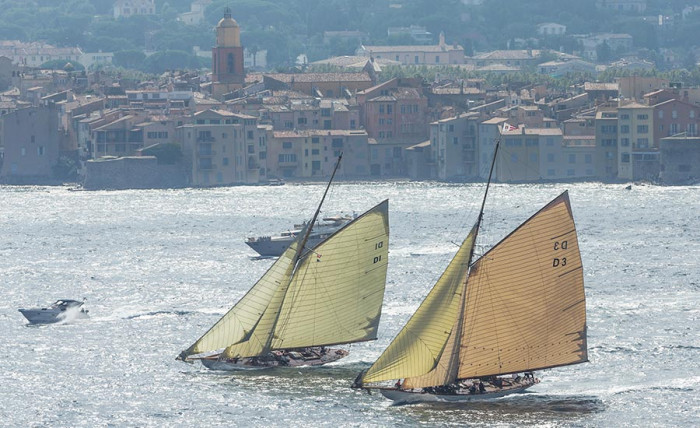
[
  {"left": 617, "top": 101, "right": 653, "bottom": 180},
  {"left": 178, "top": 109, "right": 268, "bottom": 186}
]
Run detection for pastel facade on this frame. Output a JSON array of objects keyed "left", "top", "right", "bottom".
[
  {"left": 179, "top": 109, "right": 267, "bottom": 185},
  {"left": 430, "top": 112, "right": 479, "bottom": 180},
  {"left": 267, "top": 129, "right": 370, "bottom": 179},
  {"left": 358, "top": 33, "right": 465, "bottom": 65}
]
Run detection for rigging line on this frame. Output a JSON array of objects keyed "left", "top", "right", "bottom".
[{"left": 264, "top": 155, "right": 343, "bottom": 352}]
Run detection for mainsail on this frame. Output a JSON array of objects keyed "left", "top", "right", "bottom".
[
  {"left": 458, "top": 191, "right": 587, "bottom": 378},
  {"left": 180, "top": 199, "right": 390, "bottom": 361},
  {"left": 362, "top": 191, "right": 586, "bottom": 388}
]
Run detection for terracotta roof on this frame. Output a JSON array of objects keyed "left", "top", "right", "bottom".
[
  {"left": 362, "top": 44, "right": 463, "bottom": 53},
  {"left": 472, "top": 50, "right": 541, "bottom": 60},
  {"left": 264, "top": 72, "right": 372, "bottom": 83},
  {"left": 584, "top": 82, "right": 619, "bottom": 91}
]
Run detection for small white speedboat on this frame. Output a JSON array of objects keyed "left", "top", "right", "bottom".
[{"left": 18, "top": 299, "right": 89, "bottom": 324}]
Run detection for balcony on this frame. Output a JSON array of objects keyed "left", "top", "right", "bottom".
[
  {"left": 197, "top": 150, "right": 216, "bottom": 157},
  {"left": 196, "top": 136, "right": 216, "bottom": 143},
  {"left": 198, "top": 162, "right": 216, "bottom": 170}
]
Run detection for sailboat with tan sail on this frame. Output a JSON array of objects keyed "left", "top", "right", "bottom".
[
  {"left": 177, "top": 154, "right": 390, "bottom": 370},
  {"left": 354, "top": 141, "right": 588, "bottom": 403}
]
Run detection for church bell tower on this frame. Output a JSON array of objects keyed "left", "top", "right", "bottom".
[{"left": 212, "top": 8, "right": 245, "bottom": 94}]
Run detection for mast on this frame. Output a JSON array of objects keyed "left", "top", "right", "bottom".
[
  {"left": 261, "top": 153, "right": 343, "bottom": 354},
  {"left": 476, "top": 138, "right": 500, "bottom": 235},
  {"left": 293, "top": 153, "right": 343, "bottom": 264},
  {"left": 443, "top": 138, "right": 500, "bottom": 385}
]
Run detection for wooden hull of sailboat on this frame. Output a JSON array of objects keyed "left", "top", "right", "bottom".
[
  {"left": 198, "top": 347, "right": 349, "bottom": 371},
  {"left": 379, "top": 378, "right": 538, "bottom": 404}
]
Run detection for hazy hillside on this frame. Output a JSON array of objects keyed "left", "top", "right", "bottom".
[{"left": 0, "top": 0, "right": 697, "bottom": 71}]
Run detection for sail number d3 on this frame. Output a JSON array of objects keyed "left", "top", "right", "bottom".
[{"left": 553, "top": 240, "right": 568, "bottom": 267}]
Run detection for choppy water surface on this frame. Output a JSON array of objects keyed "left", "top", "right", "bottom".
[{"left": 1, "top": 182, "right": 698, "bottom": 427}]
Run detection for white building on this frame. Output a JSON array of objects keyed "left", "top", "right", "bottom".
[
  {"left": 79, "top": 52, "right": 114, "bottom": 69},
  {"left": 178, "top": 0, "right": 212, "bottom": 26},
  {"left": 0, "top": 41, "right": 82, "bottom": 67},
  {"left": 537, "top": 23, "right": 566, "bottom": 36},
  {"left": 113, "top": 0, "right": 156, "bottom": 19}
]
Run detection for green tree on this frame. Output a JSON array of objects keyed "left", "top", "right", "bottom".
[
  {"left": 596, "top": 42, "right": 612, "bottom": 63},
  {"left": 141, "top": 50, "right": 199, "bottom": 73},
  {"left": 113, "top": 50, "right": 147, "bottom": 69},
  {"left": 40, "top": 59, "right": 85, "bottom": 71}
]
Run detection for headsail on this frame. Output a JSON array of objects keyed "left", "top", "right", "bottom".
[
  {"left": 179, "top": 200, "right": 390, "bottom": 361},
  {"left": 361, "top": 224, "right": 478, "bottom": 387},
  {"left": 178, "top": 241, "right": 299, "bottom": 360},
  {"left": 361, "top": 191, "right": 587, "bottom": 388},
  {"left": 457, "top": 191, "right": 587, "bottom": 378}
]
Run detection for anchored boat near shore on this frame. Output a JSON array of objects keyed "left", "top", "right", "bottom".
[{"left": 245, "top": 214, "right": 355, "bottom": 257}]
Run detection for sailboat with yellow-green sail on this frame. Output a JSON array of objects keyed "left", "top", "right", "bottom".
[
  {"left": 177, "top": 154, "right": 390, "bottom": 370},
  {"left": 355, "top": 141, "right": 588, "bottom": 403}
]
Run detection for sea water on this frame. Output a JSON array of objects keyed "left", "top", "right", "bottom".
[{"left": 0, "top": 182, "right": 698, "bottom": 427}]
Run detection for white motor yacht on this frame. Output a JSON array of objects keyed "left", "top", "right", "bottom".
[{"left": 19, "top": 299, "right": 89, "bottom": 324}]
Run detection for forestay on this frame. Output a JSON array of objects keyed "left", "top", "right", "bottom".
[
  {"left": 362, "top": 191, "right": 587, "bottom": 388},
  {"left": 181, "top": 199, "right": 390, "bottom": 360},
  {"left": 362, "top": 225, "right": 478, "bottom": 387}
]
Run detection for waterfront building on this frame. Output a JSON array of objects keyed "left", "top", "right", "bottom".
[
  {"left": 595, "top": 109, "right": 620, "bottom": 180},
  {"left": 267, "top": 129, "right": 370, "bottom": 179},
  {"left": 659, "top": 134, "right": 700, "bottom": 184},
  {"left": 430, "top": 112, "right": 479, "bottom": 180},
  {"left": 0, "top": 104, "right": 60, "bottom": 182},
  {"left": 617, "top": 101, "right": 655, "bottom": 180},
  {"left": 178, "top": 109, "right": 267, "bottom": 186}
]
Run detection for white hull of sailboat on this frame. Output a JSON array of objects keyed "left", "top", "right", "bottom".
[
  {"left": 379, "top": 382, "right": 535, "bottom": 404},
  {"left": 197, "top": 347, "right": 349, "bottom": 371}
]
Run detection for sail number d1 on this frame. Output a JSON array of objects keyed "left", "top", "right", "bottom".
[
  {"left": 373, "top": 241, "right": 384, "bottom": 264},
  {"left": 553, "top": 240, "right": 568, "bottom": 267}
]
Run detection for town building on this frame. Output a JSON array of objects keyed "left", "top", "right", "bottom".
[
  {"left": 430, "top": 112, "right": 479, "bottom": 180},
  {"left": 648, "top": 96, "right": 700, "bottom": 148},
  {"left": 659, "top": 135, "right": 700, "bottom": 184},
  {"left": 91, "top": 112, "right": 178, "bottom": 159},
  {"left": 178, "top": 109, "right": 267, "bottom": 185},
  {"left": 263, "top": 72, "right": 374, "bottom": 98},
  {"left": 0, "top": 104, "right": 60, "bottom": 183},
  {"left": 537, "top": 23, "right": 567, "bottom": 36},
  {"left": 595, "top": 109, "right": 620, "bottom": 179},
  {"left": 113, "top": 0, "right": 156, "bottom": 18},
  {"left": 477, "top": 117, "right": 507, "bottom": 179},
  {"left": 617, "top": 101, "right": 655, "bottom": 180},
  {"left": 267, "top": 129, "right": 370, "bottom": 179},
  {"left": 578, "top": 33, "right": 634, "bottom": 61},
  {"left": 357, "top": 32, "right": 465, "bottom": 65},
  {"left": 538, "top": 59, "right": 597, "bottom": 77},
  {"left": 356, "top": 78, "right": 428, "bottom": 144},
  {"left": 467, "top": 50, "right": 542, "bottom": 69},
  {"left": 79, "top": 52, "right": 114, "bottom": 70},
  {"left": 211, "top": 8, "right": 246, "bottom": 98},
  {"left": 178, "top": 0, "right": 212, "bottom": 25},
  {"left": 595, "top": 0, "right": 647, "bottom": 12},
  {"left": 0, "top": 41, "right": 82, "bottom": 68}
]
